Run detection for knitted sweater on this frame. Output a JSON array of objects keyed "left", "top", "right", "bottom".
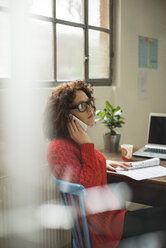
[{"left": 47, "top": 138, "right": 127, "bottom": 248}]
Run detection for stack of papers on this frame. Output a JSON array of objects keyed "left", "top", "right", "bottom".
[{"left": 107, "top": 158, "right": 166, "bottom": 181}]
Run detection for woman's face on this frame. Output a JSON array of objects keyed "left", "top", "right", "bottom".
[{"left": 70, "top": 90, "right": 95, "bottom": 126}]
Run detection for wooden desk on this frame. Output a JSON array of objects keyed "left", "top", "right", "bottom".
[{"left": 102, "top": 150, "right": 166, "bottom": 207}]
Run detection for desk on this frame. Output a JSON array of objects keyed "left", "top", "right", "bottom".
[{"left": 102, "top": 150, "right": 166, "bottom": 207}]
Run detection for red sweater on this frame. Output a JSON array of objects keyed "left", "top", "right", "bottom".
[{"left": 47, "top": 138, "right": 127, "bottom": 248}]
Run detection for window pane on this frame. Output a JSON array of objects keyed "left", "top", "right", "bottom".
[
  {"left": 0, "top": 12, "right": 11, "bottom": 77},
  {"left": 28, "top": 19, "right": 54, "bottom": 81},
  {"left": 89, "top": 30, "right": 109, "bottom": 79},
  {"left": 0, "top": 0, "right": 10, "bottom": 7},
  {"left": 56, "top": 0, "right": 84, "bottom": 23},
  {"left": 57, "top": 24, "right": 84, "bottom": 81},
  {"left": 28, "top": 0, "right": 53, "bottom": 17},
  {"left": 89, "top": 0, "right": 109, "bottom": 29}
]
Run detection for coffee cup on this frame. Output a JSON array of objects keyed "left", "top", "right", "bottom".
[{"left": 121, "top": 144, "right": 133, "bottom": 161}]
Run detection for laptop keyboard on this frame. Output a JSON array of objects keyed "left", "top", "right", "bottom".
[{"left": 144, "top": 148, "right": 166, "bottom": 154}]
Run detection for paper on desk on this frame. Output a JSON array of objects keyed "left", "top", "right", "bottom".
[{"left": 117, "top": 165, "right": 166, "bottom": 181}]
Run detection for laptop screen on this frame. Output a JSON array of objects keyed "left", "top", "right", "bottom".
[{"left": 148, "top": 114, "right": 166, "bottom": 145}]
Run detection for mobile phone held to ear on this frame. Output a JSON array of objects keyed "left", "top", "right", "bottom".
[{"left": 71, "top": 115, "right": 88, "bottom": 131}]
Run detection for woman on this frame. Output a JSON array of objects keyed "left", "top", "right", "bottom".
[{"left": 43, "top": 80, "right": 166, "bottom": 248}]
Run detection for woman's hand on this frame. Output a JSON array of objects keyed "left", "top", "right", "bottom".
[
  {"left": 106, "top": 160, "right": 132, "bottom": 172},
  {"left": 68, "top": 118, "right": 91, "bottom": 145}
]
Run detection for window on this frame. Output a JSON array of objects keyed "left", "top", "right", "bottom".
[{"left": 0, "top": 0, "right": 113, "bottom": 86}]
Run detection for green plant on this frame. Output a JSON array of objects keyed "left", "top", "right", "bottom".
[{"left": 95, "top": 100, "right": 125, "bottom": 135}]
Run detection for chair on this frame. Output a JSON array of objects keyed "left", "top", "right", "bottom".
[{"left": 53, "top": 177, "right": 91, "bottom": 248}]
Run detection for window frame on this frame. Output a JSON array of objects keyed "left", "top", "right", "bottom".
[
  {"left": 84, "top": 0, "right": 113, "bottom": 86},
  {"left": 0, "top": 0, "right": 113, "bottom": 87}
]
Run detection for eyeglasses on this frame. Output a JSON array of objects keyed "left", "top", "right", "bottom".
[{"left": 70, "top": 98, "right": 95, "bottom": 112}]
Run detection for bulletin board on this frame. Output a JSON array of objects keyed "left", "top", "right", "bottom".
[{"left": 138, "top": 36, "right": 158, "bottom": 69}]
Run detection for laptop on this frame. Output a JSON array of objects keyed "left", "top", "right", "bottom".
[{"left": 133, "top": 113, "right": 166, "bottom": 160}]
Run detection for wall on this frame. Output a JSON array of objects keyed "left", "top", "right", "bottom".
[{"left": 90, "top": 0, "right": 166, "bottom": 149}]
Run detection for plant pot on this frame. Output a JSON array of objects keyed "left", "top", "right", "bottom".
[{"left": 103, "top": 133, "right": 121, "bottom": 152}]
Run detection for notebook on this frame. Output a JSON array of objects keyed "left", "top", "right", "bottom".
[{"left": 133, "top": 113, "right": 166, "bottom": 160}]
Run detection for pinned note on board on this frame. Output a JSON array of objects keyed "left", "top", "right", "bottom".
[
  {"left": 138, "top": 36, "right": 148, "bottom": 68},
  {"left": 145, "top": 37, "right": 149, "bottom": 42},
  {"left": 138, "top": 69, "right": 148, "bottom": 99},
  {"left": 149, "top": 38, "right": 158, "bottom": 69},
  {"left": 138, "top": 36, "right": 158, "bottom": 69}
]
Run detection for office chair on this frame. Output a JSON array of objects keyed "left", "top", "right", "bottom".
[{"left": 53, "top": 177, "right": 91, "bottom": 248}]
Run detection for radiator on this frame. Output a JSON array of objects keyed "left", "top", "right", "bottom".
[
  {"left": 0, "top": 166, "right": 71, "bottom": 248},
  {"left": 38, "top": 165, "right": 72, "bottom": 248}
]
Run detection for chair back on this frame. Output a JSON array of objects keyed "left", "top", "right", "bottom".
[{"left": 53, "top": 177, "right": 91, "bottom": 248}]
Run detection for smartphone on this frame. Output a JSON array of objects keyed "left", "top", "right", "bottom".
[{"left": 71, "top": 114, "right": 88, "bottom": 131}]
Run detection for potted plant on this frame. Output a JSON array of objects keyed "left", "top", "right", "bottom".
[{"left": 96, "top": 100, "right": 125, "bottom": 152}]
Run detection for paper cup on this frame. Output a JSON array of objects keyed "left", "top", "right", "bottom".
[{"left": 121, "top": 144, "right": 133, "bottom": 161}]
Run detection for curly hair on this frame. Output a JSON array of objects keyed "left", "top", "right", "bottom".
[{"left": 43, "top": 80, "right": 94, "bottom": 140}]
